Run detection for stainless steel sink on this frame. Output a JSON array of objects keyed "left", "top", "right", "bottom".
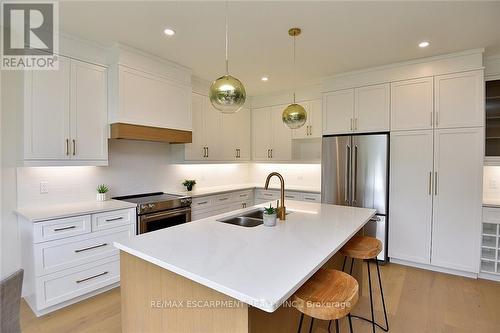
[
  {"left": 217, "top": 208, "right": 291, "bottom": 227},
  {"left": 217, "top": 216, "right": 263, "bottom": 227}
]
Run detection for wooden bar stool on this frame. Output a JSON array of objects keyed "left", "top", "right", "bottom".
[
  {"left": 340, "top": 236, "right": 389, "bottom": 333},
  {"left": 293, "top": 268, "right": 358, "bottom": 333}
]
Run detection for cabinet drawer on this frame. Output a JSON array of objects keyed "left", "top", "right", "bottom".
[
  {"left": 92, "top": 208, "right": 135, "bottom": 232},
  {"left": 301, "top": 193, "right": 321, "bottom": 202},
  {"left": 192, "top": 196, "right": 213, "bottom": 210},
  {"left": 255, "top": 189, "right": 280, "bottom": 201},
  {"left": 34, "top": 215, "right": 91, "bottom": 243},
  {"left": 234, "top": 190, "right": 253, "bottom": 201},
  {"left": 34, "top": 225, "right": 133, "bottom": 276},
  {"left": 37, "top": 256, "right": 119, "bottom": 309},
  {"left": 483, "top": 207, "right": 500, "bottom": 224},
  {"left": 214, "top": 193, "right": 233, "bottom": 205},
  {"left": 284, "top": 191, "right": 301, "bottom": 200}
]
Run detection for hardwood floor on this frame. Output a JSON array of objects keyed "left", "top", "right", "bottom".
[{"left": 21, "top": 263, "right": 500, "bottom": 333}]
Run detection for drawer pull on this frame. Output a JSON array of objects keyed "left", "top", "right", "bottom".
[
  {"left": 264, "top": 193, "right": 273, "bottom": 197},
  {"left": 76, "top": 271, "right": 108, "bottom": 284},
  {"left": 105, "top": 217, "right": 123, "bottom": 222},
  {"left": 240, "top": 194, "right": 247, "bottom": 197},
  {"left": 197, "top": 201, "right": 208, "bottom": 205},
  {"left": 54, "top": 225, "right": 76, "bottom": 232},
  {"left": 219, "top": 197, "right": 229, "bottom": 201},
  {"left": 285, "top": 196, "right": 295, "bottom": 199},
  {"left": 304, "top": 197, "right": 316, "bottom": 201},
  {"left": 74, "top": 243, "right": 108, "bottom": 253}
]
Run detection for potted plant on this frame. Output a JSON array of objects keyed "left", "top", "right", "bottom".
[
  {"left": 263, "top": 204, "right": 277, "bottom": 227},
  {"left": 96, "top": 184, "right": 109, "bottom": 202},
  {"left": 182, "top": 179, "right": 196, "bottom": 192}
]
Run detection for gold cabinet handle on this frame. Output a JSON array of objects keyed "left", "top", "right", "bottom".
[
  {"left": 434, "top": 172, "right": 438, "bottom": 195},
  {"left": 428, "top": 172, "right": 432, "bottom": 195},
  {"left": 72, "top": 139, "right": 76, "bottom": 156},
  {"left": 65, "top": 139, "right": 69, "bottom": 156}
]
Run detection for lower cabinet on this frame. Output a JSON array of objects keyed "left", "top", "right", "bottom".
[
  {"left": 191, "top": 188, "right": 322, "bottom": 221},
  {"left": 20, "top": 208, "right": 136, "bottom": 316},
  {"left": 389, "top": 127, "right": 483, "bottom": 273}
]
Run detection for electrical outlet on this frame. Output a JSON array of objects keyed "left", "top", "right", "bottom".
[{"left": 40, "top": 181, "right": 48, "bottom": 194}]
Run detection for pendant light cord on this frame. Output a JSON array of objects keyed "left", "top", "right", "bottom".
[
  {"left": 225, "top": 1, "right": 229, "bottom": 74},
  {"left": 293, "top": 33, "right": 296, "bottom": 103}
]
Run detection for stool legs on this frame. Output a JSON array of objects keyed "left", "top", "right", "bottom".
[
  {"left": 342, "top": 257, "right": 390, "bottom": 332},
  {"left": 299, "top": 317, "right": 354, "bottom": 333},
  {"left": 297, "top": 313, "right": 304, "bottom": 333}
]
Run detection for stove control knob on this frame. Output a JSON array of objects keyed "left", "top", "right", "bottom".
[
  {"left": 140, "top": 204, "right": 148, "bottom": 211},
  {"left": 148, "top": 203, "right": 156, "bottom": 209},
  {"left": 181, "top": 198, "right": 192, "bottom": 206}
]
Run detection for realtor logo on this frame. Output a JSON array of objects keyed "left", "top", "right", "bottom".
[{"left": 1, "top": 1, "right": 59, "bottom": 70}]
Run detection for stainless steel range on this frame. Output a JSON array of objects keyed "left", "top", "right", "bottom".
[{"left": 113, "top": 192, "right": 192, "bottom": 234}]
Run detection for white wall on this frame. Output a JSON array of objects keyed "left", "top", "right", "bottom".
[
  {"left": 483, "top": 166, "right": 500, "bottom": 201},
  {"left": 249, "top": 163, "right": 321, "bottom": 190}
]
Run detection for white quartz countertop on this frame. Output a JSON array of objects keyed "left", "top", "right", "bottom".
[
  {"left": 114, "top": 201, "right": 375, "bottom": 313},
  {"left": 15, "top": 199, "right": 137, "bottom": 222},
  {"left": 167, "top": 183, "right": 321, "bottom": 198}
]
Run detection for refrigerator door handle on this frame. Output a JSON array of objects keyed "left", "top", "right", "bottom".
[
  {"left": 345, "top": 144, "right": 351, "bottom": 204},
  {"left": 353, "top": 145, "right": 358, "bottom": 205}
]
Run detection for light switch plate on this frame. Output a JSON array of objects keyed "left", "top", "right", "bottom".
[{"left": 40, "top": 181, "right": 48, "bottom": 194}]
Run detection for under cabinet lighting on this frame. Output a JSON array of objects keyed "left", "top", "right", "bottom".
[
  {"left": 418, "top": 41, "right": 430, "bottom": 48},
  {"left": 261, "top": 76, "right": 269, "bottom": 82},
  {"left": 163, "top": 28, "right": 176, "bottom": 36}
]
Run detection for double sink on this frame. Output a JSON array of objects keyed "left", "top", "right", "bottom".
[{"left": 217, "top": 208, "right": 290, "bottom": 227}]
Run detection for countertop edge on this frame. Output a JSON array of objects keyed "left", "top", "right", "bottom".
[{"left": 168, "top": 185, "right": 321, "bottom": 198}]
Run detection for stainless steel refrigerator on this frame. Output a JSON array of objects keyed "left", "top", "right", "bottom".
[{"left": 321, "top": 133, "right": 389, "bottom": 261}]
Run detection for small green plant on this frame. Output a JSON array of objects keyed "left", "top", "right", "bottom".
[
  {"left": 264, "top": 204, "right": 276, "bottom": 215},
  {"left": 182, "top": 179, "right": 196, "bottom": 191},
  {"left": 96, "top": 184, "right": 109, "bottom": 194}
]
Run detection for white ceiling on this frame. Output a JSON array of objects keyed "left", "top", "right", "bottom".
[{"left": 60, "top": 1, "right": 500, "bottom": 95}]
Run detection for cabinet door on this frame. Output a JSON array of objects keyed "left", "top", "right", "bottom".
[
  {"left": 354, "top": 83, "right": 390, "bottom": 133},
  {"left": 70, "top": 60, "right": 107, "bottom": 160},
  {"left": 185, "top": 93, "right": 206, "bottom": 160},
  {"left": 222, "top": 107, "right": 251, "bottom": 160},
  {"left": 271, "top": 105, "right": 292, "bottom": 161},
  {"left": 391, "top": 77, "right": 433, "bottom": 131},
  {"left": 389, "top": 130, "right": 434, "bottom": 264},
  {"left": 252, "top": 107, "right": 272, "bottom": 160},
  {"left": 309, "top": 99, "right": 322, "bottom": 138},
  {"left": 431, "top": 128, "right": 483, "bottom": 273},
  {"left": 291, "top": 101, "right": 310, "bottom": 139},
  {"left": 24, "top": 56, "right": 71, "bottom": 159},
  {"left": 434, "top": 70, "right": 484, "bottom": 129},
  {"left": 204, "top": 100, "right": 222, "bottom": 160},
  {"left": 323, "top": 89, "right": 354, "bottom": 135}
]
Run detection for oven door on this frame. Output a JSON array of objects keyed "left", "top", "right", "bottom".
[{"left": 137, "top": 207, "right": 191, "bottom": 234}]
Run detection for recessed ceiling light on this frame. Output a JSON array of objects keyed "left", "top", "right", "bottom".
[
  {"left": 163, "top": 28, "right": 175, "bottom": 36},
  {"left": 419, "top": 41, "right": 430, "bottom": 48},
  {"left": 261, "top": 76, "right": 269, "bottom": 82}
]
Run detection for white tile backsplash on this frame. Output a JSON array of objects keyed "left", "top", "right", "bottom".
[{"left": 483, "top": 166, "right": 500, "bottom": 202}]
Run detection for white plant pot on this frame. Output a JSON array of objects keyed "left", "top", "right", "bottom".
[
  {"left": 96, "top": 193, "right": 107, "bottom": 202},
  {"left": 263, "top": 213, "right": 277, "bottom": 227}
]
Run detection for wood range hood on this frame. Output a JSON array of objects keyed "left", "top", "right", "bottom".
[{"left": 110, "top": 123, "right": 192, "bottom": 144}]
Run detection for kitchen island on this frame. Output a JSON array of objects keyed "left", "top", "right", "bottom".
[{"left": 114, "top": 201, "right": 376, "bottom": 333}]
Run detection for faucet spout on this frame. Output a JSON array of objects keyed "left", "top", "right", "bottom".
[{"left": 264, "top": 172, "right": 286, "bottom": 220}]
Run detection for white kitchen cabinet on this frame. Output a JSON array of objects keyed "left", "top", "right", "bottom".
[
  {"left": 185, "top": 93, "right": 222, "bottom": 161},
  {"left": 292, "top": 99, "right": 322, "bottom": 139},
  {"left": 222, "top": 107, "right": 251, "bottom": 160},
  {"left": 354, "top": 83, "right": 390, "bottom": 133},
  {"left": 24, "top": 56, "right": 71, "bottom": 160},
  {"left": 389, "top": 130, "right": 434, "bottom": 264},
  {"left": 24, "top": 56, "right": 108, "bottom": 165},
  {"left": 70, "top": 60, "right": 108, "bottom": 160},
  {"left": 390, "top": 77, "right": 434, "bottom": 131},
  {"left": 323, "top": 89, "right": 354, "bottom": 135},
  {"left": 111, "top": 65, "right": 192, "bottom": 131},
  {"left": 323, "top": 84, "right": 389, "bottom": 135},
  {"left": 252, "top": 106, "right": 291, "bottom": 161},
  {"left": 434, "top": 70, "right": 484, "bottom": 129},
  {"left": 431, "top": 127, "right": 483, "bottom": 272}
]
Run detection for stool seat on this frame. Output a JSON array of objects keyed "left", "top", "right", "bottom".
[
  {"left": 339, "top": 236, "right": 382, "bottom": 260},
  {"left": 293, "top": 269, "right": 358, "bottom": 321}
]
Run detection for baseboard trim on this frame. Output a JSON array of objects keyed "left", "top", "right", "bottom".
[
  {"left": 24, "top": 282, "right": 120, "bottom": 317},
  {"left": 390, "top": 258, "right": 478, "bottom": 279},
  {"left": 478, "top": 272, "right": 500, "bottom": 282}
]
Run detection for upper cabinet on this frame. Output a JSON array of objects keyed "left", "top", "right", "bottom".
[
  {"left": 252, "top": 106, "right": 292, "bottom": 161},
  {"left": 292, "top": 99, "right": 322, "bottom": 139},
  {"left": 109, "top": 65, "right": 192, "bottom": 131},
  {"left": 323, "top": 84, "right": 389, "bottom": 135},
  {"left": 391, "top": 77, "right": 434, "bottom": 131},
  {"left": 185, "top": 93, "right": 250, "bottom": 161},
  {"left": 434, "top": 70, "right": 484, "bottom": 129},
  {"left": 24, "top": 55, "right": 108, "bottom": 165}
]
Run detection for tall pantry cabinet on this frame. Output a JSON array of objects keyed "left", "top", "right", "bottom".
[{"left": 389, "top": 70, "right": 484, "bottom": 273}]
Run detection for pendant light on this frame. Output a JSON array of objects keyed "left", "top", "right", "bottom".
[
  {"left": 282, "top": 27, "right": 307, "bottom": 129},
  {"left": 209, "top": 2, "right": 246, "bottom": 114}
]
